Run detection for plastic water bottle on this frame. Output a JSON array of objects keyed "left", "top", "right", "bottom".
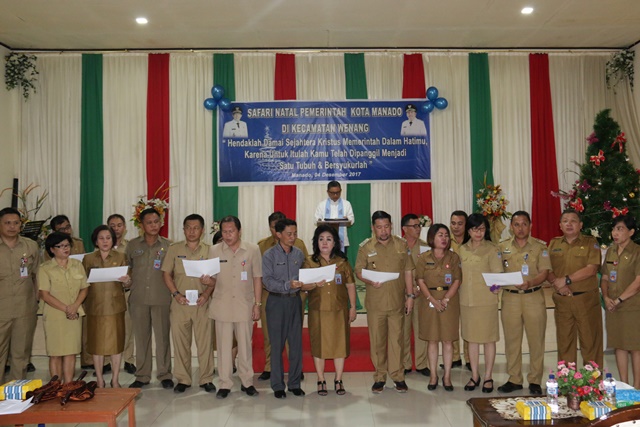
[
  {"left": 546, "top": 374, "right": 559, "bottom": 414},
  {"left": 603, "top": 373, "right": 617, "bottom": 406}
]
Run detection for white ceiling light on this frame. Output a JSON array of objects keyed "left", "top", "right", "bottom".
[
  {"left": 136, "top": 17, "right": 148, "bottom": 24},
  {"left": 521, "top": 7, "right": 534, "bottom": 14}
]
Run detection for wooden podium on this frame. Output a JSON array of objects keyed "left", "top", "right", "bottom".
[{"left": 317, "top": 219, "right": 351, "bottom": 231}]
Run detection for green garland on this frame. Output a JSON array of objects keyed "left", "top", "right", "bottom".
[
  {"left": 4, "top": 52, "right": 39, "bottom": 100},
  {"left": 606, "top": 49, "right": 634, "bottom": 92}
]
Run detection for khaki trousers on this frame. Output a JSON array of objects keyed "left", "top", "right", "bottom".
[
  {"left": 402, "top": 297, "right": 428, "bottom": 370},
  {"left": 216, "top": 320, "right": 253, "bottom": 389},
  {"left": 123, "top": 291, "right": 135, "bottom": 365},
  {"left": 0, "top": 314, "right": 37, "bottom": 383},
  {"left": 367, "top": 307, "right": 405, "bottom": 383},
  {"left": 130, "top": 303, "right": 172, "bottom": 383},
  {"left": 170, "top": 302, "right": 214, "bottom": 386}
]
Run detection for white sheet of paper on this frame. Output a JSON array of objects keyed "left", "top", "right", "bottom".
[
  {"left": 299, "top": 264, "right": 336, "bottom": 284},
  {"left": 185, "top": 290, "right": 199, "bottom": 306},
  {"left": 362, "top": 268, "right": 400, "bottom": 284},
  {"left": 87, "top": 266, "right": 128, "bottom": 283},
  {"left": 182, "top": 258, "right": 220, "bottom": 277},
  {"left": 482, "top": 272, "right": 524, "bottom": 287},
  {"left": 0, "top": 396, "right": 33, "bottom": 414},
  {"left": 69, "top": 253, "right": 90, "bottom": 262},
  {"left": 419, "top": 245, "right": 430, "bottom": 254}
]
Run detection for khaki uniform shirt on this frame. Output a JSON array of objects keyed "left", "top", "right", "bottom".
[
  {"left": 415, "top": 250, "right": 462, "bottom": 290},
  {"left": 114, "top": 239, "right": 129, "bottom": 254},
  {"left": 258, "top": 236, "right": 309, "bottom": 258},
  {"left": 0, "top": 236, "right": 39, "bottom": 319},
  {"left": 126, "top": 236, "right": 172, "bottom": 306},
  {"left": 355, "top": 235, "right": 414, "bottom": 312},
  {"left": 450, "top": 237, "right": 464, "bottom": 255},
  {"left": 161, "top": 241, "right": 211, "bottom": 295},
  {"left": 37, "top": 259, "right": 88, "bottom": 320},
  {"left": 602, "top": 241, "right": 640, "bottom": 311},
  {"left": 459, "top": 240, "right": 503, "bottom": 306},
  {"left": 82, "top": 250, "right": 127, "bottom": 315},
  {"left": 499, "top": 236, "right": 551, "bottom": 291},
  {"left": 408, "top": 238, "right": 429, "bottom": 284},
  {"left": 548, "top": 234, "right": 601, "bottom": 293},
  {"left": 208, "top": 240, "right": 262, "bottom": 322},
  {"left": 303, "top": 256, "right": 354, "bottom": 311}
]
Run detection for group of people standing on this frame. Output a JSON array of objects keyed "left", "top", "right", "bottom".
[{"left": 1, "top": 180, "right": 639, "bottom": 399}]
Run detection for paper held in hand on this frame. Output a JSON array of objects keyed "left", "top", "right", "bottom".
[
  {"left": 299, "top": 264, "right": 336, "bottom": 284},
  {"left": 69, "top": 253, "right": 90, "bottom": 262},
  {"left": 481, "top": 272, "right": 524, "bottom": 287},
  {"left": 183, "top": 258, "right": 220, "bottom": 278},
  {"left": 362, "top": 269, "right": 400, "bottom": 284},
  {"left": 87, "top": 266, "right": 129, "bottom": 283}
]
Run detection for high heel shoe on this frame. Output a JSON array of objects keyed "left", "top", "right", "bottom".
[
  {"left": 317, "top": 380, "right": 327, "bottom": 396},
  {"left": 443, "top": 377, "right": 454, "bottom": 392},
  {"left": 482, "top": 379, "right": 494, "bottom": 393},
  {"left": 427, "top": 376, "right": 438, "bottom": 391},
  {"left": 335, "top": 380, "right": 346, "bottom": 396},
  {"left": 464, "top": 376, "right": 480, "bottom": 391}
]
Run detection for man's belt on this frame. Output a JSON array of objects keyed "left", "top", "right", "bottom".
[
  {"left": 269, "top": 291, "right": 300, "bottom": 298},
  {"left": 557, "top": 291, "right": 585, "bottom": 296},
  {"left": 503, "top": 286, "right": 542, "bottom": 295},
  {"left": 428, "top": 286, "right": 450, "bottom": 291}
]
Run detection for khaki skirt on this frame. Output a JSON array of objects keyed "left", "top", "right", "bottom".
[
  {"left": 417, "top": 291, "right": 460, "bottom": 342},
  {"left": 460, "top": 304, "right": 499, "bottom": 344},
  {"left": 308, "top": 309, "right": 350, "bottom": 359}
]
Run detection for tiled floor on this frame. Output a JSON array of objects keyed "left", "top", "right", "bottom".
[{"left": 14, "top": 351, "right": 620, "bottom": 427}]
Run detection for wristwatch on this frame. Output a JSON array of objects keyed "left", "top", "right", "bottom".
[
  {"left": 406, "top": 293, "right": 416, "bottom": 299},
  {"left": 172, "top": 291, "right": 181, "bottom": 297},
  {"left": 565, "top": 275, "right": 572, "bottom": 286}
]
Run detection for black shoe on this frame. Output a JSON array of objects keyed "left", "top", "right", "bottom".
[
  {"left": 427, "top": 376, "right": 438, "bottom": 391},
  {"left": 464, "top": 377, "right": 480, "bottom": 391},
  {"left": 417, "top": 367, "right": 431, "bottom": 377},
  {"left": 103, "top": 363, "right": 112, "bottom": 374},
  {"left": 216, "top": 388, "right": 230, "bottom": 399},
  {"left": 529, "top": 383, "right": 543, "bottom": 395},
  {"left": 404, "top": 368, "right": 412, "bottom": 375},
  {"left": 443, "top": 377, "right": 454, "bottom": 392},
  {"left": 241, "top": 385, "right": 259, "bottom": 396},
  {"left": 124, "top": 362, "right": 136, "bottom": 375},
  {"left": 497, "top": 381, "right": 523, "bottom": 393},
  {"left": 301, "top": 373, "right": 305, "bottom": 380},
  {"left": 394, "top": 381, "right": 408, "bottom": 393},
  {"left": 26, "top": 362, "right": 36, "bottom": 373},
  {"left": 274, "top": 390, "right": 287, "bottom": 399},
  {"left": 371, "top": 381, "right": 385, "bottom": 394},
  {"left": 129, "top": 380, "right": 149, "bottom": 388},
  {"left": 233, "top": 365, "right": 237, "bottom": 374},
  {"left": 289, "top": 388, "right": 305, "bottom": 396},
  {"left": 3, "top": 365, "right": 9, "bottom": 373},
  {"left": 174, "top": 383, "right": 190, "bottom": 393},
  {"left": 81, "top": 364, "right": 95, "bottom": 370},
  {"left": 161, "top": 379, "right": 174, "bottom": 389},
  {"left": 200, "top": 382, "right": 216, "bottom": 393},
  {"left": 258, "top": 371, "right": 271, "bottom": 381},
  {"left": 482, "top": 379, "right": 494, "bottom": 393},
  {"left": 465, "top": 362, "right": 472, "bottom": 371}
]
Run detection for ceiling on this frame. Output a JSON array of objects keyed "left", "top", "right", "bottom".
[{"left": 1, "top": 0, "right": 639, "bottom": 51}]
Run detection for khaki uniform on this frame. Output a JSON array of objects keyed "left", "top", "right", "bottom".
[
  {"left": 126, "top": 236, "right": 172, "bottom": 383},
  {"left": 209, "top": 240, "right": 262, "bottom": 389},
  {"left": 602, "top": 242, "right": 640, "bottom": 350},
  {"left": 257, "top": 235, "right": 308, "bottom": 372},
  {"left": 0, "top": 236, "right": 39, "bottom": 382},
  {"left": 355, "top": 236, "right": 414, "bottom": 383},
  {"left": 161, "top": 241, "right": 214, "bottom": 386},
  {"left": 449, "top": 237, "right": 467, "bottom": 364},
  {"left": 114, "top": 240, "right": 134, "bottom": 365},
  {"left": 403, "top": 238, "right": 429, "bottom": 371},
  {"left": 548, "top": 234, "right": 602, "bottom": 367},
  {"left": 499, "top": 237, "right": 551, "bottom": 385}
]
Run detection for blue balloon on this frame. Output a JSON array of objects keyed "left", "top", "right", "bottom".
[
  {"left": 421, "top": 101, "right": 435, "bottom": 114},
  {"left": 426, "top": 86, "right": 439, "bottom": 101},
  {"left": 203, "top": 98, "right": 217, "bottom": 110},
  {"left": 434, "top": 97, "right": 448, "bottom": 110},
  {"left": 211, "top": 85, "right": 225, "bottom": 101},
  {"left": 219, "top": 98, "right": 232, "bottom": 111}
]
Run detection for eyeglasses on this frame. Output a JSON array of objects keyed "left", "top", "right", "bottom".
[
  {"left": 404, "top": 224, "right": 421, "bottom": 229},
  {"left": 470, "top": 226, "right": 486, "bottom": 233},
  {"left": 56, "top": 225, "right": 72, "bottom": 232},
  {"left": 53, "top": 243, "right": 71, "bottom": 249},
  {"left": 328, "top": 190, "right": 342, "bottom": 195}
]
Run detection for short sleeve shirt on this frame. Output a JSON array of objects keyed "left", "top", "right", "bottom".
[
  {"left": 458, "top": 240, "right": 503, "bottom": 306},
  {"left": 161, "top": 241, "right": 212, "bottom": 294},
  {"left": 499, "top": 236, "right": 551, "bottom": 291},
  {"left": 548, "top": 234, "right": 601, "bottom": 293},
  {"left": 415, "top": 250, "right": 462, "bottom": 290},
  {"left": 126, "top": 236, "right": 172, "bottom": 306},
  {"left": 0, "top": 236, "right": 39, "bottom": 318},
  {"left": 601, "top": 241, "right": 640, "bottom": 311},
  {"left": 258, "top": 236, "right": 309, "bottom": 258},
  {"left": 303, "top": 255, "right": 354, "bottom": 311},
  {"left": 37, "top": 259, "right": 89, "bottom": 320}
]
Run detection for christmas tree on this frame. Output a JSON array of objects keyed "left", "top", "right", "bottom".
[{"left": 553, "top": 109, "right": 640, "bottom": 247}]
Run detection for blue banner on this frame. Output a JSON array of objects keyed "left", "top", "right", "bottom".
[{"left": 217, "top": 100, "right": 430, "bottom": 185}]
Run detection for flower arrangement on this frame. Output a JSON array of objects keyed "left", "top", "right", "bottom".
[
  {"left": 210, "top": 220, "right": 220, "bottom": 235},
  {"left": 606, "top": 49, "right": 634, "bottom": 92},
  {"left": 131, "top": 184, "right": 170, "bottom": 229},
  {"left": 556, "top": 360, "right": 604, "bottom": 402},
  {"left": 475, "top": 174, "right": 511, "bottom": 220},
  {"left": 418, "top": 215, "right": 432, "bottom": 228}
]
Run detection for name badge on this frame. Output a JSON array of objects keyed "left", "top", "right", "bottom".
[
  {"left": 241, "top": 271, "right": 248, "bottom": 281},
  {"left": 610, "top": 270, "right": 617, "bottom": 282},
  {"left": 368, "top": 252, "right": 377, "bottom": 257},
  {"left": 153, "top": 259, "right": 162, "bottom": 270},
  {"left": 335, "top": 273, "right": 343, "bottom": 285},
  {"left": 521, "top": 264, "right": 529, "bottom": 276},
  {"left": 444, "top": 273, "right": 452, "bottom": 284},
  {"left": 20, "top": 267, "right": 29, "bottom": 278}
]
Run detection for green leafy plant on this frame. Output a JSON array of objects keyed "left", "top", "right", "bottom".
[
  {"left": 4, "top": 52, "right": 39, "bottom": 100},
  {"left": 606, "top": 49, "right": 634, "bottom": 92}
]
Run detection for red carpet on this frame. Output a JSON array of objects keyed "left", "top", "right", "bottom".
[{"left": 251, "top": 324, "right": 375, "bottom": 372}]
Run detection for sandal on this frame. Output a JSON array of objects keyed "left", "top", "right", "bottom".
[
  {"left": 335, "top": 380, "right": 346, "bottom": 395},
  {"left": 464, "top": 376, "right": 480, "bottom": 391},
  {"left": 482, "top": 379, "right": 494, "bottom": 393},
  {"left": 317, "top": 380, "right": 327, "bottom": 396}
]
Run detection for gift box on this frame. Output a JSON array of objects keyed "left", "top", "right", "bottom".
[
  {"left": 580, "top": 400, "right": 615, "bottom": 420},
  {"left": 0, "top": 379, "right": 43, "bottom": 400},
  {"left": 516, "top": 400, "right": 551, "bottom": 420}
]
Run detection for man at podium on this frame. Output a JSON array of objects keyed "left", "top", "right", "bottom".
[{"left": 314, "top": 181, "right": 354, "bottom": 253}]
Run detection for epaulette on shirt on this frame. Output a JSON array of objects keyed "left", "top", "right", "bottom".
[
  {"left": 533, "top": 237, "right": 547, "bottom": 246},
  {"left": 499, "top": 236, "right": 511, "bottom": 243},
  {"left": 359, "top": 238, "right": 372, "bottom": 247},
  {"left": 396, "top": 235, "right": 406, "bottom": 242}
]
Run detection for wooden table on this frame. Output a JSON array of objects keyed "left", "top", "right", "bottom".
[
  {"left": 466, "top": 397, "right": 591, "bottom": 427},
  {"left": 0, "top": 388, "right": 140, "bottom": 427}
]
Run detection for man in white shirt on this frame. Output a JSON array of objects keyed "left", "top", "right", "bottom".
[
  {"left": 222, "top": 106, "right": 248, "bottom": 138},
  {"left": 314, "top": 181, "right": 354, "bottom": 252},
  {"left": 400, "top": 104, "right": 427, "bottom": 137}
]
